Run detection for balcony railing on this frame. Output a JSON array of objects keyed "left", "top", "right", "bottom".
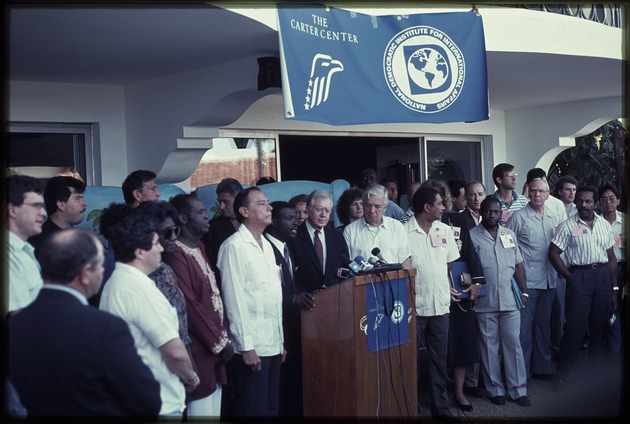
[{"left": 496, "top": 4, "right": 623, "bottom": 28}]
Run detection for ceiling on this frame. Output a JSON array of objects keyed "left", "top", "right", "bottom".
[{"left": 6, "top": 5, "right": 625, "bottom": 111}]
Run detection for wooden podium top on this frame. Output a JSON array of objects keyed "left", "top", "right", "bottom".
[{"left": 350, "top": 268, "right": 416, "bottom": 287}]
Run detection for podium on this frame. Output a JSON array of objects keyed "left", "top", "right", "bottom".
[{"left": 301, "top": 269, "right": 417, "bottom": 419}]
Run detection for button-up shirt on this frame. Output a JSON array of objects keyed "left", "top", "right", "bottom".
[
  {"left": 506, "top": 204, "right": 562, "bottom": 289},
  {"left": 405, "top": 218, "right": 460, "bottom": 316},
  {"left": 8, "top": 231, "right": 43, "bottom": 312},
  {"left": 344, "top": 216, "right": 411, "bottom": 264},
  {"left": 218, "top": 224, "right": 284, "bottom": 357},
  {"left": 602, "top": 210, "right": 626, "bottom": 262},
  {"left": 470, "top": 224, "right": 523, "bottom": 312},
  {"left": 551, "top": 214, "right": 613, "bottom": 266}
]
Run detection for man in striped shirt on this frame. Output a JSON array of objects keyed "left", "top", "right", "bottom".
[
  {"left": 548, "top": 186, "right": 618, "bottom": 393},
  {"left": 490, "top": 163, "right": 528, "bottom": 225}
]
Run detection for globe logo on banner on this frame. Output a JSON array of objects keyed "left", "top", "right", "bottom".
[{"left": 384, "top": 26, "right": 465, "bottom": 113}]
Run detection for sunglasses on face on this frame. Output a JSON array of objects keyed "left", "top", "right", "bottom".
[{"left": 163, "top": 226, "right": 181, "bottom": 239}]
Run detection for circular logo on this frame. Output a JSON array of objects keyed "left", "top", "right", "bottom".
[
  {"left": 390, "top": 301, "right": 405, "bottom": 324},
  {"left": 383, "top": 26, "right": 465, "bottom": 113}
]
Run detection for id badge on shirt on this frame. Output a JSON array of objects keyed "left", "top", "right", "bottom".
[
  {"left": 614, "top": 234, "right": 623, "bottom": 248},
  {"left": 431, "top": 233, "right": 447, "bottom": 247},
  {"left": 571, "top": 224, "right": 588, "bottom": 237},
  {"left": 450, "top": 226, "right": 461, "bottom": 240},
  {"left": 500, "top": 233, "right": 516, "bottom": 248}
]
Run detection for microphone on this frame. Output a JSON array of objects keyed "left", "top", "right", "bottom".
[
  {"left": 341, "top": 254, "right": 361, "bottom": 275},
  {"left": 371, "top": 247, "right": 388, "bottom": 265},
  {"left": 368, "top": 257, "right": 380, "bottom": 266},
  {"left": 354, "top": 255, "right": 374, "bottom": 271}
]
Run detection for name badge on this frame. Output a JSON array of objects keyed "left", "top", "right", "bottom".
[
  {"left": 450, "top": 226, "right": 461, "bottom": 240},
  {"left": 552, "top": 227, "right": 557, "bottom": 236},
  {"left": 571, "top": 224, "right": 588, "bottom": 237},
  {"left": 501, "top": 210, "right": 512, "bottom": 222},
  {"left": 431, "top": 233, "right": 447, "bottom": 247},
  {"left": 500, "top": 234, "right": 516, "bottom": 248}
]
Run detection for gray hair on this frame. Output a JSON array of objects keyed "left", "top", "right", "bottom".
[
  {"left": 363, "top": 184, "right": 389, "bottom": 206},
  {"left": 306, "top": 190, "right": 333, "bottom": 208}
]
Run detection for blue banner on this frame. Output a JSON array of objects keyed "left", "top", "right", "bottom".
[
  {"left": 278, "top": 4, "right": 489, "bottom": 125},
  {"left": 366, "top": 277, "right": 410, "bottom": 352}
]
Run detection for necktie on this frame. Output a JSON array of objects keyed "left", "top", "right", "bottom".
[
  {"left": 314, "top": 229, "right": 324, "bottom": 270},
  {"left": 283, "top": 243, "right": 292, "bottom": 278}
]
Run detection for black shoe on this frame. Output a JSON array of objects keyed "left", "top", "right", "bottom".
[
  {"left": 515, "top": 396, "right": 531, "bottom": 406},
  {"left": 490, "top": 395, "right": 506, "bottom": 405},
  {"left": 531, "top": 373, "right": 554, "bottom": 382},
  {"left": 463, "top": 386, "right": 484, "bottom": 398},
  {"left": 454, "top": 399, "right": 473, "bottom": 412},
  {"left": 552, "top": 378, "right": 566, "bottom": 393}
]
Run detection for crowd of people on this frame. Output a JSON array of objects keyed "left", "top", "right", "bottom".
[{"left": 5, "top": 163, "right": 626, "bottom": 421}]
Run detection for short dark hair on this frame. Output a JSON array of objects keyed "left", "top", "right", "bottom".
[
  {"left": 447, "top": 179, "right": 466, "bottom": 198},
  {"left": 576, "top": 186, "right": 599, "bottom": 202},
  {"left": 122, "top": 170, "right": 156, "bottom": 205},
  {"left": 412, "top": 187, "right": 440, "bottom": 213},
  {"left": 108, "top": 211, "right": 158, "bottom": 263},
  {"left": 6, "top": 174, "right": 44, "bottom": 207},
  {"left": 43, "top": 176, "right": 86, "bottom": 215},
  {"left": 37, "top": 228, "right": 100, "bottom": 284},
  {"left": 480, "top": 197, "right": 501, "bottom": 212},
  {"left": 134, "top": 200, "right": 179, "bottom": 225},
  {"left": 233, "top": 187, "right": 262, "bottom": 223},
  {"left": 216, "top": 178, "right": 243, "bottom": 197},
  {"left": 526, "top": 168, "right": 546, "bottom": 185},
  {"left": 336, "top": 188, "right": 363, "bottom": 226},
  {"left": 270, "top": 200, "right": 294, "bottom": 222},
  {"left": 169, "top": 193, "right": 198, "bottom": 218},
  {"left": 598, "top": 182, "right": 621, "bottom": 200},
  {"left": 289, "top": 194, "right": 308, "bottom": 207},
  {"left": 99, "top": 202, "right": 133, "bottom": 241},
  {"left": 554, "top": 175, "right": 578, "bottom": 196},
  {"left": 492, "top": 163, "right": 514, "bottom": 187}
]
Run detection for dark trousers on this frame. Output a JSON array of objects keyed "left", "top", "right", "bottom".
[
  {"left": 556, "top": 266, "right": 612, "bottom": 380},
  {"left": 417, "top": 314, "right": 450, "bottom": 417},
  {"left": 232, "top": 354, "right": 281, "bottom": 418}
]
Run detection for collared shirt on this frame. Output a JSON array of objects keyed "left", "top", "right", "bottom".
[
  {"left": 265, "top": 233, "right": 293, "bottom": 279},
  {"left": 466, "top": 206, "right": 482, "bottom": 225},
  {"left": 470, "top": 224, "right": 523, "bottom": 312},
  {"left": 405, "top": 218, "right": 460, "bottom": 317},
  {"left": 217, "top": 224, "right": 283, "bottom": 356},
  {"left": 343, "top": 216, "right": 411, "bottom": 264},
  {"left": 506, "top": 203, "right": 562, "bottom": 289},
  {"left": 100, "top": 262, "right": 184, "bottom": 415},
  {"left": 304, "top": 219, "right": 327, "bottom": 269},
  {"left": 399, "top": 207, "right": 414, "bottom": 224},
  {"left": 385, "top": 201, "right": 404, "bottom": 220},
  {"left": 564, "top": 202, "right": 578, "bottom": 220},
  {"left": 544, "top": 195, "right": 568, "bottom": 224},
  {"left": 551, "top": 214, "right": 613, "bottom": 266},
  {"left": 491, "top": 190, "right": 529, "bottom": 225},
  {"left": 8, "top": 231, "right": 43, "bottom": 312},
  {"left": 600, "top": 210, "right": 626, "bottom": 262}
]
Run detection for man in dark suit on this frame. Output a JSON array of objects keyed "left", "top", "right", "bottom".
[
  {"left": 7, "top": 228, "right": 161, "bottom": 419},
  {"left": 264, "top": 201, "right": 313, "bottom": 418},
  {"left": 290, "top": 190, "right": 350, "bottom": 293}
]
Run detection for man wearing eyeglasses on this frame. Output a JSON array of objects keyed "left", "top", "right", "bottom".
[
  {"left": 597, "top": 182, "right": 626, "bottom": 355},
  {"left": 6, "top": 174, "right": 46, "bottom": 313},
  {"left": 490, "top": 163, "right": 529, "bottom": 225}
]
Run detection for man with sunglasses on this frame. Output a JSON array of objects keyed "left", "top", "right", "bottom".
[
  {"left": 490, "top": 163, "right": 528, "bottom": 225},
  {"left": 164, "top": 194, "right": 232, "bottom": 418}
]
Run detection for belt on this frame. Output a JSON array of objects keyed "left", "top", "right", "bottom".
[{"left": 570, "top": 263, "right": 605, "bottom": 270}]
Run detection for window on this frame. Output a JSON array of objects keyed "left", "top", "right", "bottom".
[{"left": 422, "top": 137, "right": 484, "bottom": 183}]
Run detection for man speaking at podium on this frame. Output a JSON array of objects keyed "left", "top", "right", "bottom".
[
  {"left": 404, "top": 187, "right": 460, "bottom": 420},
  {"left": 344, "top": 184, "right": 411, "bottom": 267}
]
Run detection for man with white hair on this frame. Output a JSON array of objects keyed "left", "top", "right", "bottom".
[{"left": 343, "top": 184, "right": 411, "bottom": 267}]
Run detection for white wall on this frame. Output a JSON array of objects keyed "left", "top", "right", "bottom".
[
  {"left": 8, "top": 81, "right": 127, "bottom": 185},
  {"left": 504, "top": 96, "right": 624, "bottom": 176}
]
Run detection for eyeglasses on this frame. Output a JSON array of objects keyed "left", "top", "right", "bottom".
[
  {"left": 162, "top": 226, "right": 181, "bottom": 239},
  {"left": 600, "top": 196, "right": 618, "bottom": 203},
  {"left": 23, "top": 202, "right": 46, "bottom": 211},
  {"left": 504, "top": 172, "right": 518, "bottom": 178}
]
